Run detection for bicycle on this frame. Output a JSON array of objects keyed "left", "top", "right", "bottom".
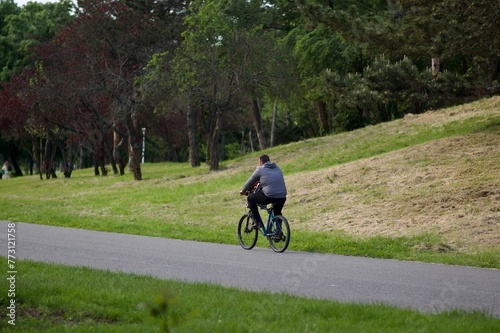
[{"left": 237, "top": 200, "right": 291, "bottom": 253}]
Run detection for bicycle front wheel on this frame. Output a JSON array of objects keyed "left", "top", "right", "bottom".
[
  {"left": 268, "top": 215, "right": 290, "bottom": 253},
  {"left": 237, "top": 213, "right": 258, "bottom": 250}
]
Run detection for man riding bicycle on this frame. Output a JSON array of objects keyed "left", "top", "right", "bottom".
[{"left": 240, "top": 155, "right": 287, "bottom": 229}]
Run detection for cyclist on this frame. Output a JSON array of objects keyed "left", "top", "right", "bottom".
[{"left": 240, "top": 155, "right": 287, "bottom": 229}]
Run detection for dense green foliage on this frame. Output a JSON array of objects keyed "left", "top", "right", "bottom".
[
  {"left": 0, "top": 0, "right": 498, "bottom": 175},
  {"left": 0, "top": 0, "right": 73, "bottom": 81}
]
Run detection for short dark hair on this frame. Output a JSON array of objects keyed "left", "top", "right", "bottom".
[{"left": 259, "top": 155, "right": 270, "bottom": 163}]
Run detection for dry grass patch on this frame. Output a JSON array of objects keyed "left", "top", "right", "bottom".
[{"left": 286, "top": 103, "right": 499, "bottom": 253}]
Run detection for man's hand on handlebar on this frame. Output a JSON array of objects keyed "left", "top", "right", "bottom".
[{"left": 240, "top": 190, "right": 249, "bottom": 196}]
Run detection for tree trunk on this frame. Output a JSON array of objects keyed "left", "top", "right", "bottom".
[
  {"left": 104, "top": 138, "right": 117, "bottom": 175},
  {"left": 270, "top": 98, "right": 278, "bottom": 148},
  {"left": 44, "top": 131, "right": 58, "bottom": 179},
  {"left": 240, "top": 129, "right": 246, "bottom": 154},
  {"left": 187, "top": 104, "right": 200, "bottom": 167},
  {"left": 34, "top": 136, "right": 42, "bottom": 180},
  {"left": 58, "top": 140, "right": 72, "bottom": 178},
  {"left": 113, "top": 124, "right": 127, "bottom": 175},
  {"left": 65, "top": 134, "right": 74, "bottom": 178},
  {"left": 432, "top": 57, "right": 440, "bottom": 75},
  {"left": 248, "top": 130, "right": 254, "bottom": 153},
  {"left": 109, "top": 145, "right": 118, "bottom": 175},
  {"left": 95, "top": 134, "right": 107, "bottom": 176},
  {"left": 316, "top": 100, "right": 329, "bottom": 135},
  {"left": 9, "top": 141, "right": 23, "bottom": 177},
  {"left": 208, "top": 107, "right": 222, "bottom": 171},
  {"left": 93, "top": 153, "right": 100, "bottom": 176},
  {"left": 79, "top": 144, "right": 85, "bottom": 170},
  {"left": 127, "top": 109, "right": 142, "bottom": 180},
  {"left": 219, "top": 132, "right": 226, "bottom": 161},
  {"left": 251, "top": 98, "right": 267, "bottom": 150},
  {"left": 59, "top": 133, "right": 74, "bottom": 178}
]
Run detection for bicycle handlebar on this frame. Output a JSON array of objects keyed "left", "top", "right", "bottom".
[{"left": 240, "top": 182, "right": 260, "bottom": 196}]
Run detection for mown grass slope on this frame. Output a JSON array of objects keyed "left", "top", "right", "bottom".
[{"left": 1, "top": 97, "right": 499, "bottom": 267}]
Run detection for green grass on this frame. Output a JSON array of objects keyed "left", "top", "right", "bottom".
[
  {"left": 0, "top": 98, "right": 499, "bottom": 268},
  {"left": 274, "top": 113, "right": 500, "bottom": 174},
  {"left": 0, "top": 98, "right": 499, "bottom": 331},
  {"left": 1, "top": 164, "right": 498, "bottom": 267},
  {"left": 0, "top": 260, "right": 498, "bottom": 332}
]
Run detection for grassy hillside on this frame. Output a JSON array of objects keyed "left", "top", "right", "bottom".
[{"left": 1, "top": 97, "right": 499, "bottom": 267}]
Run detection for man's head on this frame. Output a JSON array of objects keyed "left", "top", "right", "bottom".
[{"left": 259, "top": 155, "right": 270, "bottom": 165}]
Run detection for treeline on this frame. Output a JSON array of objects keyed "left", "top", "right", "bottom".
[{"left": 0, "top": 0, "right": 498, "bottom": 180}]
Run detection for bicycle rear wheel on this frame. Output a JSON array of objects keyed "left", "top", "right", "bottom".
[
  {"left": 237, "top": 213, "right": 258, "bottom": 250},
  {"left": 268, "top": 215, "right": 290, "bottom": 253}
]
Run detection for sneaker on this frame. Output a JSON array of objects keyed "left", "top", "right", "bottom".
[
  {"left": 252, "top": 220, "right": 263, "bottom": 230},
  {"left": 273, "top": 231, "right": 284, "bottom": 242}
]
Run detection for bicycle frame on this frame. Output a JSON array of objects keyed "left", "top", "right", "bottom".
[{"left": 256, "top": 204, "right": 276, "bottom": 236}]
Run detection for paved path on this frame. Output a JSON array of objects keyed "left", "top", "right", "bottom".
[{"left": 1, "top": 221, "right": 499, "bottom": 317}]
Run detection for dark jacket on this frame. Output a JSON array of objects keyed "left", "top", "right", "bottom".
[{"left": 242, "top": 162, "right": 287, "bottom": 198}]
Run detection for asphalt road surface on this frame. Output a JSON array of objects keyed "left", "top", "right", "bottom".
[{"left": 1, "top": 221, "right": 498, "bottom": 317}]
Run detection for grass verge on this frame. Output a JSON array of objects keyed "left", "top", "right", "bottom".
[{"left": 0, "top": 260, "right": 498, "bottom": 332}]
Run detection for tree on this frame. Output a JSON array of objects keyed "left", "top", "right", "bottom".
[
  {"left": 285, "top": 23, "right": 367, "bottom": 134},
  {"left": 164, "top": 0, "right": 301, "bottom": 171},
  {"left": 0, "top": 0, "right": 73, "bottom": 82},
  {"left": 167, "top": 0, "right": 252, "bottom": 171},
  {"left": 57, "top": 0, "right": 188, "bottom": 180},
  {"left": 0, "top": 1, "right": 73, "bottom": 178},
  {"left": 294, "top": 0, "right": 499, "bottom": 130},
  {"left": 1, "top": 0, "right": 22, "bottom": 83},
  {"left": 297, "top": 0, "right": 500, "bottom": 88},
  {"left": 0, "top": 70, "right": 32, "bottom": 176},
  {"left": 138, "top": 50, "right": 200, "bottom": 166}
]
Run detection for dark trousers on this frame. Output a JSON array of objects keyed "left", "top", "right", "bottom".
[{"left": 247, "top": 191, "right": 286, "bottom": 224}]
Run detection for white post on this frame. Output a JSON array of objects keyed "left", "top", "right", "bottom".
[{"left": 141, "top": 128, "right": 146, "bottom": 164}]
